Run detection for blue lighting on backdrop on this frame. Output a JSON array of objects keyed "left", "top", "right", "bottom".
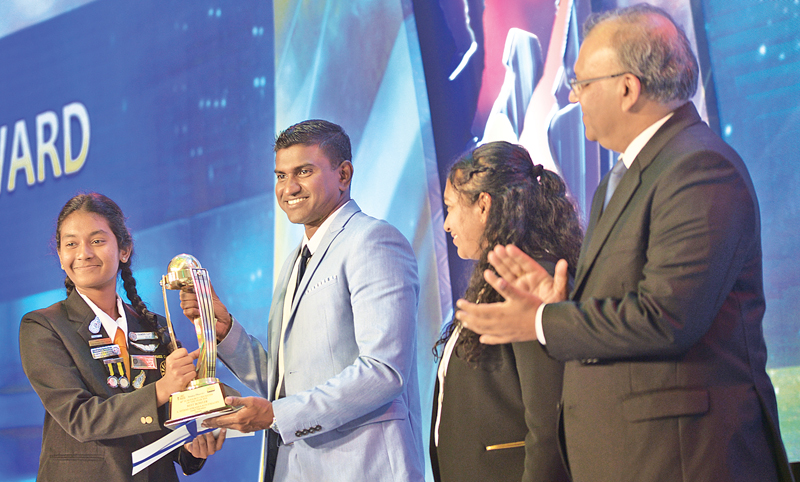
[{"left": 1, "top": 0, "right": 799, "bottom": 481}]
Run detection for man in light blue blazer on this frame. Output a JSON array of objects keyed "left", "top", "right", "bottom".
[{"left": 182, "top": 119, "right": 425, "bottom": 481}]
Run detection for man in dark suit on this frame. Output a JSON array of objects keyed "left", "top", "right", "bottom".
[{"left": 455, "top": 4, "right": 794, "bottom": 481}]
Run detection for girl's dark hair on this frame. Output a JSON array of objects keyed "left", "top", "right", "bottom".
[
  {"left": 56, "top": 193, "right": 161, "bottom": 334},
  {"left": 435, "top": 141, "right": 583, "bottom": 363}
]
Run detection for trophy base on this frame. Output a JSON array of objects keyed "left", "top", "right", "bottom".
[{"left": 165, "top": 380, "right": 241, "bottom": 429}]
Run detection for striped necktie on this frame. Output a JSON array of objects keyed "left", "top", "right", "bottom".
[{"left": 114, "top": 327, "right": 130, "bottom": 378}]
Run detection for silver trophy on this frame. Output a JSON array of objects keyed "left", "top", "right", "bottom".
[{"left": 160, "top": 254, "right": 238, "bottom": 427}]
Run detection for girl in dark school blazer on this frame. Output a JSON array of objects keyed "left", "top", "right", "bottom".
[
  {"left": 432, "top": 142, "right": 578, "bottom": 482},
  {"left": 19, "top": 193, "right": 224, "bottom": 481}
]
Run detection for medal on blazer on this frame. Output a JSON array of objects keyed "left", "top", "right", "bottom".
[
  {"left": 88, "top": 337, "right": 112, "bottom": 347},
  {"left": 130, "top": 341, "right": 159, "bottom": 353},
  {"left": 88, "top": 316, "right": 102, "bottom": 334},
  {"left": 91, "top": 344, "right": 121, "bottom": 359},
  {"left": 132, "top": 370, "right": 146, "bottom": 389},
  {"left": 131, "top": 355, "right": 158, "bottom": 370},
  {"left": 104, "top": 357, "right": 124, "bottom": 387},
  {"left": 118, "top": 376, "right": 130, "bottom": 389},
  {"left": 129, "top": 331, "right": 158, "bottom": 342}
]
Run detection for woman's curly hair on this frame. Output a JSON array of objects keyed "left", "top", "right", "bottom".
[{"left": 435, "top": 141, "right": 583, "bottom": 363}]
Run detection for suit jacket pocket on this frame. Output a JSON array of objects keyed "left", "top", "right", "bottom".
[
  {"left": 623, "top": 388, "right": 709, "bottom": 422},
  {"left": 336, "top": 399, "right": 407, "bottom": 432},
  {"left": 42, "top": 454, "right": 106, "bottom": 481},
  {"left": 303, "top": 275, "right": 339, "bottom": 296}
]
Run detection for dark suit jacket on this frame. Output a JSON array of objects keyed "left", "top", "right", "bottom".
[
  {"left": 19, "top": 290, "right": 204, "bottom": 482},
  {"left": 431, "top": 259, "right": 569, "bottom": 482},
  {"left": 543, "top": 102, "right": 793, "bottom": 482}
]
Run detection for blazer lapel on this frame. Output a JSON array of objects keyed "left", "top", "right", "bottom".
[
  {"left": 274, "top": 201, "right": 360, "bottom": 398},
  {"left": 66, "top": 290, "right": 102, "bottom": 344},
  {"left": 572, "top": 177, "right": 608, "bottom": 293},
  {"left": 122, "top": 305, "right": 150, "bottom": 391},
  {"left": 572, "top": 160, "right": 642, "bottom": 296},
  {"left": 289, "top": 201, "right": 360, "bottom": 314},
  {"left": 268, "top": 246, "right": 298, "bottom": 398},
  {"left": 571, "top": 102, "right": 703, "bottom": 297},
  {"left": 65, "top": 291, "right": 126, "bottom": 394}
]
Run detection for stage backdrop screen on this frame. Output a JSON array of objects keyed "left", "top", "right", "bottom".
[{"left": 0, "top": 0, "right": 448, "bottom": 481}]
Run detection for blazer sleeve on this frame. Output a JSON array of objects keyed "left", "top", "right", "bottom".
[
  {"left": 217, "top": 316, "right": 271, "bottom": 398},
  {"left": 544, "top": 142, "right": 758, "bottom": 361},
  {"left": 217, "top": 245, "right": 295, "bottom": 398},
  {"left": 19, "top": 310, "right": 166, "bottom": 443},
  {"left": 273, "top": 221, "right": 420, "bottom": 444},
  {"left": 515, "top": 258, "right": 569, "bottom": 482},
  {"left": 513, "top": 341, "right": 569, "bottom": 482}
]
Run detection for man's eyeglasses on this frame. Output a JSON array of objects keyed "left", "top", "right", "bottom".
[{"left": 568, "top": 72, "right": 629, "bottom": 95}]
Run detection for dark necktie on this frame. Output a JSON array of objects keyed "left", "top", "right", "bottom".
[
  {"left": 604, "top": 158, "right": 628, "bottom": 209},
  {"left": 293, "top": 245, "right": 312, "bottom": 301}
]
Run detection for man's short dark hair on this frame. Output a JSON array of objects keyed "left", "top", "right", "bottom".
[{"left": 274, "top": 119, "right": 352, "bottom": 168}]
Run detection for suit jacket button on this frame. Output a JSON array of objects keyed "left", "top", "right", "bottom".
[
  {"left": 314, "top": 425, "right": 321, "bottom": 431},
  {"left": 141, "top": 417, "right": 146, "bottom": 424},
  {"left": 295, "top": 430, "right": 303, "bottom": 437}
]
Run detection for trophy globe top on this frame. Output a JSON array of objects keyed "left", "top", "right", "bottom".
[
  {"left": 164, "top": 254, "right": 202, "bottom": 290},
  {"left": 168, "top": 253, "right": 202, "bottom": 271}
]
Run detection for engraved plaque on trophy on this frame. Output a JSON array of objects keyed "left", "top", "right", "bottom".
[{"left": 160, "top": 254, "right": 239, "bottom": 428}]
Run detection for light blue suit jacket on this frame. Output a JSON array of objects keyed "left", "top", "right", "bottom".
[{"left": 218, "top": 201, "right": 425, "bottom": 481}]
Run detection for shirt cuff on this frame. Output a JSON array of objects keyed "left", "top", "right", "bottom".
[
  {"left": 217, "top": 314, "right": 234, "bottom": 344},
  {"left": 535, "top": 303, "right": 547, "bottom": 345},
  {"left": 216, "top": 315, "right": 244, "bottom": 359}
]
